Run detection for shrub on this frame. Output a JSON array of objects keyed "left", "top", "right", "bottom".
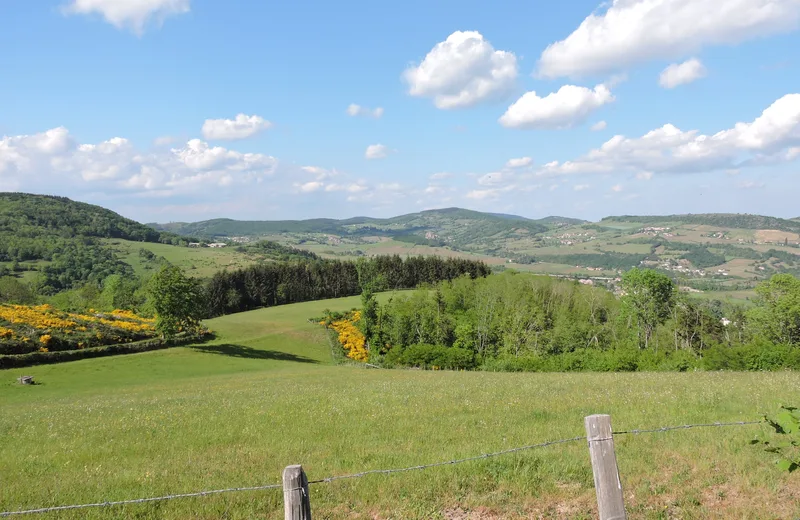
[
  {"left": 388, "top": 344, "right": 475, "bottom": 370},
  {"left": 0, "top": 332, "right": 212, "bottom": 369}
]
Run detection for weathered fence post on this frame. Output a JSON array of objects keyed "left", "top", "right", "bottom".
[
  {"left": 585, "top": 415, "right": 626, "bottom": 520},
  {"left": 283, "top": 465, "right": 312, "bottom": 520}
]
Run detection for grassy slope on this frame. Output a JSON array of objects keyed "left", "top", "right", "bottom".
[
  {"left": 106, "top": 239, "right": 259, "bottom": 278},
  {"left": 3, "top": 297, "right": 800, "bottom": 518}
]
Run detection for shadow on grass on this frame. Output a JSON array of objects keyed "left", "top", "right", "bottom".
[{"left": 191, "top": 343, "right": 319, "bottom": 364}]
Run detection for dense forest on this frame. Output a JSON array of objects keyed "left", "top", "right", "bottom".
[
  {"left": 205, "top": 255, "right": 491, "bottom": 317},
  {"left": 0, "top": 193, "right": 190, "bottom": 247},
  {"left": 0, "top": 193, "right": 200, "bottom": 291},
  {"left": 342, "top": 269, "right": 800, "bottom": 372}
]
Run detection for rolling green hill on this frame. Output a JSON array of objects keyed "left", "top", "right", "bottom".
[
  {"left": 149, "top": 217, "right": 347, "bottom": 236},
  {"left": 4, "top": 192, "right": 799, "bottom": 302},
  {"left": 150, "top": 207, "right": 551, "bottom": 256},
  {"left": 537, "top": 215, "right": 589, "bottom": 226},
  {"left": 602, "top": 213, "right": 800, "bottom": 233},
  {"left": 2, "top": 296, "right": 799, "bottom": 518},
  {"left": 0, "top": 193, "right": 196, "bottom": 291},
  {"left": 0, "top": 193, "right": 320, "bottom": 290},
  {"left": 151, "top": 207, "right": 549, "bottom": 240},
  {"left": 0, "top": 192, "right": 184, "bottom": 244},
  {"left": 147, "top": 208, "right": 800, "bottom": 300}
]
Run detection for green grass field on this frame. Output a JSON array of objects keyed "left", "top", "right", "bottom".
[
  {"left": 2, "top": 295, "right": 800, "bottom": 519},
  {"left": 106, "top": 239, "right": 262, "bottom": 278}
]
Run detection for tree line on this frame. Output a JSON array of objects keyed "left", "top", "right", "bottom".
[
  {"left": 205, "top": 255, "right": 491, "bottom": 317},
  {"left": 1, "top": 254, "right": 490, "bottom": 327},
  {"left": 349, "top": 268, "right": 800, "bottom": 372}
]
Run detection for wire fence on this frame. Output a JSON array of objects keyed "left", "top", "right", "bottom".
[{"left": 0, "top": 418, "right": 764, "bottom": 517}]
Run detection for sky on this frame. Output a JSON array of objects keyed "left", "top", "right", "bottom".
[{"left": 1, "top": 0, "right": 799, "bottom": 223}]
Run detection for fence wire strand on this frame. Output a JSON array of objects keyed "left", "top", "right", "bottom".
[
  {"left": 0, "top": 484, "right": 282, "bottom": 517},
  {"left": 0, "top": 418, "right": 765, "bottom": 517},
  {"left": 613, "top": 420, "right": 763, "bottom": 436},
  {"left": 308, "top": 435, "right": 587, "bottom": 485}
]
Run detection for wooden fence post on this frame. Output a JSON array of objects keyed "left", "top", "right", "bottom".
[
  {"left": 283, "top": 465, "right": 312, "bottom": 520},
  {"left": 585, "top": 415, "right": 626, "bottom": 520}
]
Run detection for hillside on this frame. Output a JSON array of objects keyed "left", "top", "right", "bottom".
[
  {"left": 150, "top": 208, "right": 800, "bottom": 301},
  {"left": 0, "top": 193, "right": 320, "bottom": 291},
  {"left": 150, "top": 207, "right": 551, "bottom": 257},
  {"left": 602, "top": 213, "right": 800, "bottom": 233},
  {"left": 537, "top": 215, "right": 589, "bottom": 226},
  {"left": 0, "top": 192, "right": 183, "bottom": 244},
  {"left": 149, "top": 217, "right": 346, "bottom": 237},
  {"left": 3, "top": 193, "right": 799, "bottom": 301},
  {"left": 0, "top": 193, "right": 195, "bottom": 291},
  {"left": 2, "top": 295, "right": 799, "bottom": 518},
  {"left": 151, "top": 207, "right": 548, "bottom": 239}
]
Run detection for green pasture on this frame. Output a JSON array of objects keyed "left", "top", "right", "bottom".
[
  {"left": 106, "top": 239, "right": 259, "bottom": 278},
  {"left": 2, "top": 295, "right": 799, "bottom": 519}
]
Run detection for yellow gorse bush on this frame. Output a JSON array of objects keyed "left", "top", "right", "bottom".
[
  {"left": 0, "top": 304, "right": 77, "bottom": 329},
  {"left": 328, "top": 311, "right": 368, "bottom": 362},
  {"left": 0, "top": 303, "right": 157, "bottom": 354}
]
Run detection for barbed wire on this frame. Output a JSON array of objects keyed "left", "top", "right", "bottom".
[
  {"left": 308, "top": 435, "right": 587, "bottom": 485},
  {"left": 0, "top": 418, "right": 766, "bottom": 517},
  {"left": 613, "top": 419, "right": 763, "bottom": 436},
  {"left": 0, "top": 483, "right": 282, "bottom": 517}
]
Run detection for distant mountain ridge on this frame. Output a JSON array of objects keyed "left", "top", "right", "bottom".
[
  {"left": 602, "top": 213, "right": 800, "bottom": 233},
  {"left": 150, "top": 207, "right": 551, "bottom": 238}
]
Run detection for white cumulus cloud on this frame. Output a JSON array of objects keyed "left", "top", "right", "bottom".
[
  {"left": 591, "top": 120, "right": 608, "bottom": 131},
  {"left": 659, "top": 58, "right": 707, "bottom": 88},
  {"left": 536, "top": 93, "right": 800, "bottom": 177},
  {"left": 201, "top": 114, "right": 272, "bottom": 141},
  {"left": 63, "top": 0, "right": 190, "bottom": 35},
  {"left": 347, "top": 104, "right": 384, "bottom": 118},
  {"left": 403, "top": 31, "right": 518, "bottom": 109},
  {"left": 505, "top": 157, "right": 533, "bottom": 168},
  {"left": 365, "top": 144, "right": 389, "bottom": 160},
  {"left": 298, "top": 181, "right": 323, "bottom": 193},
  {"left": 573, "top": 184, "right": 590, "bottom": 191},
  {"left": 499, "top": 84, "right": 614, "bottom": 129},
  {"left": 537, "top": 0, "right": 800, "bottom": 78},
  {"left": 0, "top": 127, "right": 277, "bottom": 194}
]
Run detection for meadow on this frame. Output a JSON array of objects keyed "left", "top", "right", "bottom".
[
  {"left": 106, "top": 239, "right": 259, "bottom": 278},
  {"left": 2, "top": 294, "right": 800, "bottom": 519}
]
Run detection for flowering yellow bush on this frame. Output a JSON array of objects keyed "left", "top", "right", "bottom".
[
  {"left": 327, "top": 311, "right": 368, "bottom": 361},
  {"left": 0, "top": 304, "right": 77, "bottom": 330},
  {"left": 0, "top": 303, "right": 157, "bottom": 355}
]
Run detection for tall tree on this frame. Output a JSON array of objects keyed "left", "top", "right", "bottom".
[
  {"left": 620, "top": 268, "right": 676, "bottom": 350},
  {"left": 148, "top": 264, "right": 204, "bottom": 339},
  {"left": 748, "top": 273, "right": 800, "bottom": 346}
]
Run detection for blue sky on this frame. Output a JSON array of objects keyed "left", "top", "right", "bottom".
[{"left": 1, "top": 0, "right": 799, "bottom": 223}]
